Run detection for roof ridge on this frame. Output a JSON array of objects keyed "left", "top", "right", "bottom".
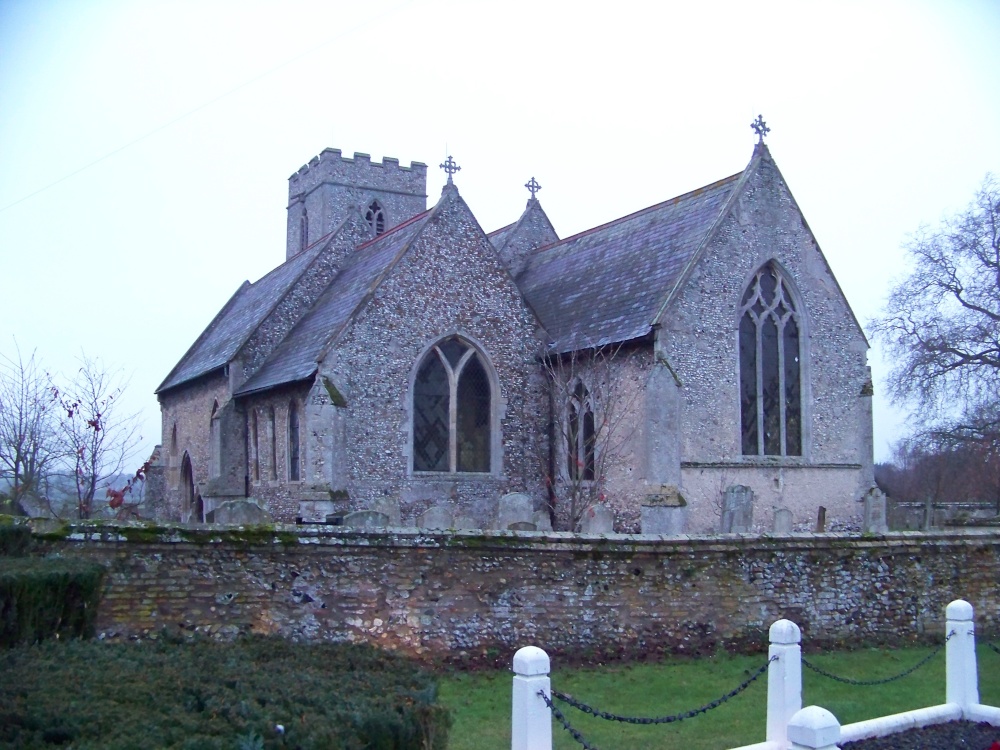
[{"left": 530, "top": 171, "right": 743, "bottom": 256}]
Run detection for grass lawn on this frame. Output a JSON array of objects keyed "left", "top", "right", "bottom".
[{"left": 438, "top": 644, "right": 1000, "bottom": 750}]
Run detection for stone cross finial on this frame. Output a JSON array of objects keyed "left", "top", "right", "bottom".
[
  {"left": 751, "top": 115, "right": 771, "bottom": 144},
  {"left": 525, "top": 176, "right": 541, "bottom": 200},
  {"left": 440, "top": 155, "right": 461, "bottom": 184}
]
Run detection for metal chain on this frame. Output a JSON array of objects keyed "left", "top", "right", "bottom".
[
  {"left": 801, "top": 641, "right": 946, "bottom": 686},
  {"left": 985, "top": 641, "right": 1000, "bottom": 657},
  {"left": 550, "top": 656, "right": 775, "bottom": 725},
  {"left": 539, "top": 690, "right": 601, "bottom": 750}
]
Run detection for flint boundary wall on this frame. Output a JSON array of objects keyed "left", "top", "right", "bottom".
[{"left": 33, "top": 524, "right": 1000, "bottom": 660}]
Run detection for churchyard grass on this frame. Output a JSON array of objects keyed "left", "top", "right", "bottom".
[{"left": 438, "top": 644, "right": 1000, "bottom": 750}]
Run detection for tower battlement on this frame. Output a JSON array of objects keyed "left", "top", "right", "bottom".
[{"left": 286, "top": 149, "right": 428, "bottom": 260}]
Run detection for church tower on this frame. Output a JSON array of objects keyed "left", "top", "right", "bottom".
[{"left": 286, "top": 149, "right": 428, "bottom": 260}]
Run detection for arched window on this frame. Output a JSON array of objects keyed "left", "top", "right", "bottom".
[
  {"left": 567, "top": 382, "right": 596, "bottom": 481},
  {"left": 269, "top": 407, "right": 278, "bottom": 480},
  {"left": 365, "top": 200, "right": 386, "bottom": 235},
  {"left": 288, "top": 401, "right": 300, "bottom": 481},
  {"left": 413, "top": 336, "right": 492, "bottom": 473},
  {"left": 300, "top": 209, "right": 309, "bottom": 251},
  {"left": 251, "top": 409, "right": 260, "bottom": 482},
  {"left": 180, "top": 451, "right": 194, "bottom": 520},
  {"left": 209, "top": 401, "right": 220, "bottom": 478},
  {"left": 739, "top": 263, "right": 802, "bottom": 456}
]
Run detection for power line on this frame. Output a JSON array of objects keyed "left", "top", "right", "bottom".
[{"left": 0, "top": 0, "right": 414, "bottom": 215}]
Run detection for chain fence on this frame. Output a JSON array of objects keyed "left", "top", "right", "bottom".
[
  {"left": 800, "top": 633, "right": 952, "bottom": 686},
  {"left": 538, "top": 656, "right": 775, "bottom": 749}
]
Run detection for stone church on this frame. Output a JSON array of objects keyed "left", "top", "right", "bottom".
[{"left": 152, "top": 127, "right": 874, "bottom": 534}]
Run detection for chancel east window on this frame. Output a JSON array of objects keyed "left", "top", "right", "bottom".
[
  {"left": 567, "top": 382, "right": 596, "bottom": 481},
  {"left": 739, "top": 263, "right": 802, "bottom": 456},
  {"left": 413, "top": 337, "right": 492, "bottom": 473},
  {"left": 365, "top": 200, "right": 386, "bottom": 235}
]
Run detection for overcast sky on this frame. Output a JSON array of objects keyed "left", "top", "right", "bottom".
[{"left": 2, "top": 0, "right": 999, "bottom": 468}]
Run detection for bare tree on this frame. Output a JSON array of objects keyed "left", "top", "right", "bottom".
[
  {"left": 543, "top": 343, "right": 642, "bottom": 531},
  {"left": 870, "top": 175, "right": 1000, "bottom": 450},
  {"left": 54, "top": 354, "right": 142, "bottom": 519},
  {"left": 0, "top": 345, "right": 57, "bottom": 515}
]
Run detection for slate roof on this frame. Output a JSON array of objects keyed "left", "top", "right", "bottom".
[
  {"left": 156, "top": 242, "right": 327, "bottom": 393},
  {"left": 235, "top": 209, "right": 434, "bottom": 396},
  {"left": 487, "top": 221, "right": 516, "bottom": 250},
  {"left": 517, "top": 171, "right": 743, "bottom": 352}
]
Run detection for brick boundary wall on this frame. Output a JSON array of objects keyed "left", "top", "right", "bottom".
[{"left": 32, "top": 523, "right": 1000, "bottom": 663}]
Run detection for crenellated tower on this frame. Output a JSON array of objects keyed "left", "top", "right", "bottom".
[{"left": 286, "top": 149, "right": 428, "bottom": 260}]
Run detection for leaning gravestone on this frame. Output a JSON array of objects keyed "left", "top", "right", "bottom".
[
  {"left": 578, "top": 504, "right": 614, "bottom": 534},
  {"left": 419, "top": 504, "right": 454, "bottom": 529},
  {"left": 772, "top": 507, "right": 793, "bottom": 534},
  {"left": 721, "top": 485, "right": 754, "bottom": 533},
  {"left": 496, "top": 492, "right": 534, "bottom": 531},
  {"left": 863, "top": 487, "right": 889, "bottom": 534},
  {"left": 342, "top": 510, "right": 390, "bottom": 529},
  {"left": 211, "top": 499, "right": 273, "bottom": 525}
]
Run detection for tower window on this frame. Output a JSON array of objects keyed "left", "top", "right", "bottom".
[
  {"left": 413, "top": 336, "right": 492, "bottom": 473},
  {"left": 739, "top": 263, "right": 802, "bottom": 456},
  {"left": 365, "top": 200, "right": 386, "bottom": 235},
  {"left": 300, "top": 209, "right": 309, "bottom": 251}
]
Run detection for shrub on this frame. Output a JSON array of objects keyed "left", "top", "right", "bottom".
[
  {"left": 0, "top": 520, "right": 32, "bottom": 557},
  {"left": 0, "top": 638, "right": 452, "bottom": 749},
  {"left": 0, "top": 556, "right": 105, "bottom": 647}
]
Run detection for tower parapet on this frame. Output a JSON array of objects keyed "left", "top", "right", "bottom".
[{"left": 286, "top": 149, "right": 428, "bottom": 260}]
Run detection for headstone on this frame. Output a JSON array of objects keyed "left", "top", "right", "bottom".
[
  {"left": 815, "top": 506, "right": 827, "bottom": 532},
  {"left": 419, "top": 504, "right": 454, "bottom": 529},
  {"left": 342, "top": 510, "right": 389, "bottom": 529},
  {"left": 640, "top": 485, "right": 687, "bottom": 535},
  {"left": 453, "top": 514, "right": 479, "bottom": 529},
  {"left": 863, "top": 487, "right": 888, "bottom": 533},
  {"left": 773, "top": 508, "right": 793, "bottom": 534},
  {"left": 371, "top": 496, "right": 401, "bottom": 526},
  {"left": 532, "top": 510, "right": 553, "bottom": 532},
  {"left": 507, "top": 521, "right": 536, "bottom": 531},
  {"left": 721, "top": 485, "right": 754, "bottom": 533},
  {"left": 578, "top": 504, "right": 614, "bottom": 534},
  {"left": 211, "top": 499, "right": 273, "bottom": 525},
  {"left": 497, "top": 492, "right": 534, "bottom": 531}
]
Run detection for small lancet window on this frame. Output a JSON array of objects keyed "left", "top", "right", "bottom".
[
  {"left": 251, "top": 410, "right": 260, "bottom": 482},
  {"left": 269, "top": 408, "right": 278, "bottom": 480},
  {"left": 288, "top": 401, "right": 300, "bottom": 482},
  {"left": 300, "top": 209, "right": 309, "bottom": 251},
  {"left": 567, "top": 382, "right": 596, "bottom": 481},
  {"left": 413, "top": 336, "right": 492, "bottom": 473},
  {"left": 365, "top": 200, "right": 386, "bottom": 235},
  {"left": 739, "top": 263, "right": 802, "bottom": 457}
]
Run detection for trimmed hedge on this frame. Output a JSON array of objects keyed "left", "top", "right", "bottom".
[
  {"left": 0, "top": 556, "right": 105, "bottom": 647},
  {"left": 0, "top": 638, "right": 452, "bottom": 749},
  {"left": 0, "top": 522, "right": 32, "bottom": 557}
]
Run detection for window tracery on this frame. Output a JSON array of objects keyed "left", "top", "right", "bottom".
[
  {"left": 567, "top": 382, "right": 596, "bottom": 481},
  {"left": 365, "top": 200, "right": 386, "bottom": 235},
  {"left": 739, "top": 263, "right": 802, "bottom": 456},
  {"left": 413, "top": 336, "right": 492, "bottom": 473}
]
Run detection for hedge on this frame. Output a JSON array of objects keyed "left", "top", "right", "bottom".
[
  {"left": 0, "top": 556, "right": 105, "bottom": 647},
  {"left": 0, "top": 638, "right": 452, "bottom": 749}
]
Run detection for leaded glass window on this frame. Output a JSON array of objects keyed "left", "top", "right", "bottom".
[
  {"left": 365, "top": 200, "right": 386, "bottom": 235},
  {"left": 413, "top": 337, "right": 492, "bottom": 473},
  {"left": 567, "top": 382, "right": 596, "bottom": 481},
  {"left": 739, "top": 263, "right": 802, "bottom": 456}
]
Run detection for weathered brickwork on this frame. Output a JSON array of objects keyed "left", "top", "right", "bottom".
[
  {"left": 322, "top": 189, "right": 550, "bottom": 524},
  {"left": 663, "top": 157, "right": 872, "bottom": 532},
  {"left": 39, "top": 525, "right": 1000, "bottom": 661}
]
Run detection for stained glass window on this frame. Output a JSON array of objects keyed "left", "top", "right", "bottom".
[
  {"left": 413, "top": 337, "right": 493, "bottom": 473},
  {"left": 739, "top": 263, "right": 802, "bottom": 456}
]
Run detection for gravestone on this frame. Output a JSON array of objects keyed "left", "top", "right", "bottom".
[
  {"left": 419, "top": 504, "right": 454, "bottom": 529},
  {"left": 721, "top": 485, "right": 754, "bottom": 533},
  {"left": 815, "top": 506, "right": 827, "bottom": 532},
  {"left": 862, "top": 487, "right": 888, "bottom": 533},
  {"left": 578, "top": 504, "right": 614, "bottom": 534},
  {"left": 532, "top": 510, "right": 553, "bottom": 532},
  {"left": 507, "top": 521, "right": 536, "bottom": 531},
  {"left": 371, "top": 496, "right": 401, "bottom": 526},
  {"left": 772, "top": 507, "right": 793, "bottom": 534},
  {"left": 497, "top": 492, "right": 534, "bottom": 531},
  {"left": 342, "top": 510, "right": 389, "bottom": 528},
  {"left": 640, "top": 485, "right": 687, "bottom": 535},
  {"left": 211, "top": 499, "right": 273, "bottom": 524}
]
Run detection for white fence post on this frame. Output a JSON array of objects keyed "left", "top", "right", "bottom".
[
  {"left": 946, "top": 599, "right": 979, "bottom": 710},
  {"left": 512, "top": 646, "right": 552, "bottom": 750},
  {"left": 767, "top": 618, "right": 803, "bottom": 746},
  {"left": 787, "top": 706, "right": 841, "bottom": 750}
]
